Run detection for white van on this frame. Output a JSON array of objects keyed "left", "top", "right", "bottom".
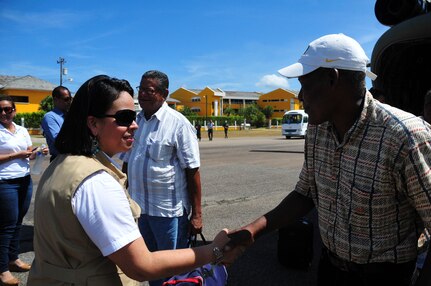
[{"left": 281, "top": 110, "right": 308, "bottom": 139}]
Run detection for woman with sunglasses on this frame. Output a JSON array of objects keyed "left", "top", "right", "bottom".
[
  {"left": 28, "top": 75, "right": 235, "bottom": 286},
  {"left": 0, "top": 95, "right": 48, "bottom": 286}
]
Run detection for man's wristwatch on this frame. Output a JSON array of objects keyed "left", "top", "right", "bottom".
[{"left": 212, "top": 246, "right": 223, "bottom": 265}]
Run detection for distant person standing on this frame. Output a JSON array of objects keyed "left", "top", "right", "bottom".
[
  {"left": 41, "top": 86, "right": 72, "bottom": 162},
  {"left": 223, "top": 121, "right": 229, "bottom": 138},
  {"left": 207, "top": 119, "right": 214, "bottom": 141},
  {"left": 195, "top": 122, "right": 201, "bottom": 141}
]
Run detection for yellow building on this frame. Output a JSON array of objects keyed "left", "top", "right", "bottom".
[
  {"left": 257, "top": 88, "right": 301, "bottom": 118},
  {"left": 170, "top": 86, "right": 300, "bottom": 119},
  {"left": 0, "top": 75, "right": 56, "bottom": 113},
  {"left": 170, "top": 87, "right": 262, "bottom": 117}
]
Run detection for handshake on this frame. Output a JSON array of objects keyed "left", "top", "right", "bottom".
[{"left": 209, "top": 227, "right": 255, "bottom": 266}]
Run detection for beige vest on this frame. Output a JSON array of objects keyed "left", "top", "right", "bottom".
[{"left": 28, "top": 153, "right": 141, "bottom": 286}]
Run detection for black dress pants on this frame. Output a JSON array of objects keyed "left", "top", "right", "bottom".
[{"left": 317, "top": 249, "right": 416, "bottom": 286}]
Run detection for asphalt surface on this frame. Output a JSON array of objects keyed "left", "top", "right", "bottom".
[{"left": 15, "top": 134, "right": 322, "bottom": 286}]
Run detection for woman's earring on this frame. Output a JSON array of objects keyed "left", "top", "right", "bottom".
[{"left": 91, "top": 136, "right": 100, "bottom": 155}]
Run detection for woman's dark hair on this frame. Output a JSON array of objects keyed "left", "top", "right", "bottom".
[
  {"left": 55, "top": 75, "right": 134, "bottom": 156},
  {"left": 0, "top": 95, "right": 16, "bottom": 109}
]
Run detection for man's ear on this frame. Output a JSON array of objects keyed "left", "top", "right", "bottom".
[
  {"left": 328, "top": 68, "right": 339, "bottom": 88},
  {"left": 87, "top": 116, "right": 98, "bottom": 137}
]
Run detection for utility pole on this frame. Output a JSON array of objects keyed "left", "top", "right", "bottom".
[
  {"left": 57, "top": 57, "right": 66, "bottom": 86},
  {"left": 206, "top": 95, "right": 208, "bottom": 121}
]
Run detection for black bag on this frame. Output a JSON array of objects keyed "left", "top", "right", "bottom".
[{"left": 277, "top": 217, "right": 314, "bottom": 271}]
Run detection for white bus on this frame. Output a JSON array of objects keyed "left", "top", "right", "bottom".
[{"left": 281, "top": 110, "right": 308, "bottom": 139}]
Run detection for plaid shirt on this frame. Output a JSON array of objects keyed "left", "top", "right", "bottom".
[{"left": 295, "top": 92, "right": 431, "bottom": 264}]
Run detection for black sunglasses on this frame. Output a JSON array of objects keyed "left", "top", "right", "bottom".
[
  {"left": 0, "top": 107, "right": 14, "bottom": 114},
  {"left": 96, "top": 109, "right": 136, "bottom": 127}
]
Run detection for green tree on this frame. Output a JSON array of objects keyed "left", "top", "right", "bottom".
[
  {"left": 223, "top": 106, "right": 235, "bottom": 116},
  {"left": 39, "top": 95, "right": 53, "bottom": 112},
  {"left": 180, "top": 106, "right": 197, "bottom": 116},
  {"left": 261, "top": 105, "right": 274, "bottom": 128},
  {"left": 240, "top": 104, "right": 266, "bottom": 128}
]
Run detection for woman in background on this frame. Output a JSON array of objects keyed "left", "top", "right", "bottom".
[{"left": 0, "top": 95, "right": 47, "bottom": 286}]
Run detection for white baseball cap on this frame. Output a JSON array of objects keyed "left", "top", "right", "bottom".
[{"left": 278, "top": 33, "right": 377, "bottom": 80}]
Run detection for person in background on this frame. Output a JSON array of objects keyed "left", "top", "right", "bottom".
[
  {"left": 195, "top": 122, "right": 202, "bottom": 141},
  {"left": 226, "top": 34, "right": 431, "bottom": 286},
  {"left": 207, "top": 119, "right": 214, "bottom": 141},
  {"left": 41, "top": 86, "right": 72, "bottom": 162},
  {"left": 223, "top": 121, "right": 229, "bottom": 138},
  {"left": 121, "top": 70, "right": 203, "bottom": 286},
  {"left": 0, "top": 95, "right": 48, "bottom": 286},
  {"left": 28, "top": 75, "right": 235, "bottom": 286}
]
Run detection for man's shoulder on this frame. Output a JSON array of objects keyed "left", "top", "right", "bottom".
[
  {"left": 375, "top": 103, "right": 422, "bottom": 128},
  {"left": 162, "top": 106, "right": 191, "bottom": 124},
  {"left": 42, "top": 110, "right": 54, "bottom": 118},
  {"left": 373, "top": 103, "right": 431, "bottom": 143},
  {"left": 42, "top": 110, "right": 61, "bottom": 120}
]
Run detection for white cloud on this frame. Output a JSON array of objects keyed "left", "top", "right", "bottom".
[
  {"left": 256, "top": 74, "right": 289, "bottom": 90},
  {"left": 0, "top": 9, "right": 81, "bottom": 29}
]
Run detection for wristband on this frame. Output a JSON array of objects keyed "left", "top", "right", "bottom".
[{"left": 212, "top": 246, "right": 223, "bottom": 265}]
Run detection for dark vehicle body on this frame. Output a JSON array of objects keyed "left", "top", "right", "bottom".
[{"left": 371, "top": 0, "right": 431, "bottom": 116}]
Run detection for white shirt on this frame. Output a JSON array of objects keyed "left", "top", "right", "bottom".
[
  {"left": 71, "top": 171, "right": 141, "bottom": 256},
  {"left": 0, "top": 123, "right": 32, "bottom": 179},
  {"left": 123, "top": 102, "right": 200, "bottom": 217}
]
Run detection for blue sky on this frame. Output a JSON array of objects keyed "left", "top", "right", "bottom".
[{"left": 0, "top": 0, "right": 388, "bottom": 94}]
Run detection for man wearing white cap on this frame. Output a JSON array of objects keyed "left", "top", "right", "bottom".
[{"left": 227, "top": 34, "right": 431, "bottom": 286}]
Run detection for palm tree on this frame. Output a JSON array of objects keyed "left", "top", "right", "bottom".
[{"left": 262, "top": 106, "right": 274, "bottom": 128}]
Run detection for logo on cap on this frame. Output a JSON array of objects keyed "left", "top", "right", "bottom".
[{"left": 325, "top": 58, "right": 339, "bottom": 63}]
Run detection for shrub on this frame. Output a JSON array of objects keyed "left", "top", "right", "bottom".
[{"left": 13, "top": 111, "right": 46, "bottom": 128}]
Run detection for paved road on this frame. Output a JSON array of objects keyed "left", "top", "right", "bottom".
[{"left": 16, "top": 135, "right": 321, "bottom": 285}]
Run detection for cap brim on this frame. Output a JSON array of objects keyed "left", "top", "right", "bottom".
[{"left": 278, "top": 63, "right": 318, "bottom": 78}]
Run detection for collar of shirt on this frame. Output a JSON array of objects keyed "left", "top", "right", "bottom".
[
  {"left": 52, "top": 107, "right": 65, "bottom": 117},
  {"left": 0, "top": 122, "right": 18, "bottom": 135},
  {"left": 138, "top": 102, "right": 168, "bottom": 124}
]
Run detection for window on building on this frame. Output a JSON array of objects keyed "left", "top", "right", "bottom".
[
  {"left": 11, "top": 96, "right": 29, "bottom": 103},
  {"left": 191, "top": 97, "right": 201, "bottom": 102},
  {"left": 191, "top": 107, "right": 201, "bottom": 112}
]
